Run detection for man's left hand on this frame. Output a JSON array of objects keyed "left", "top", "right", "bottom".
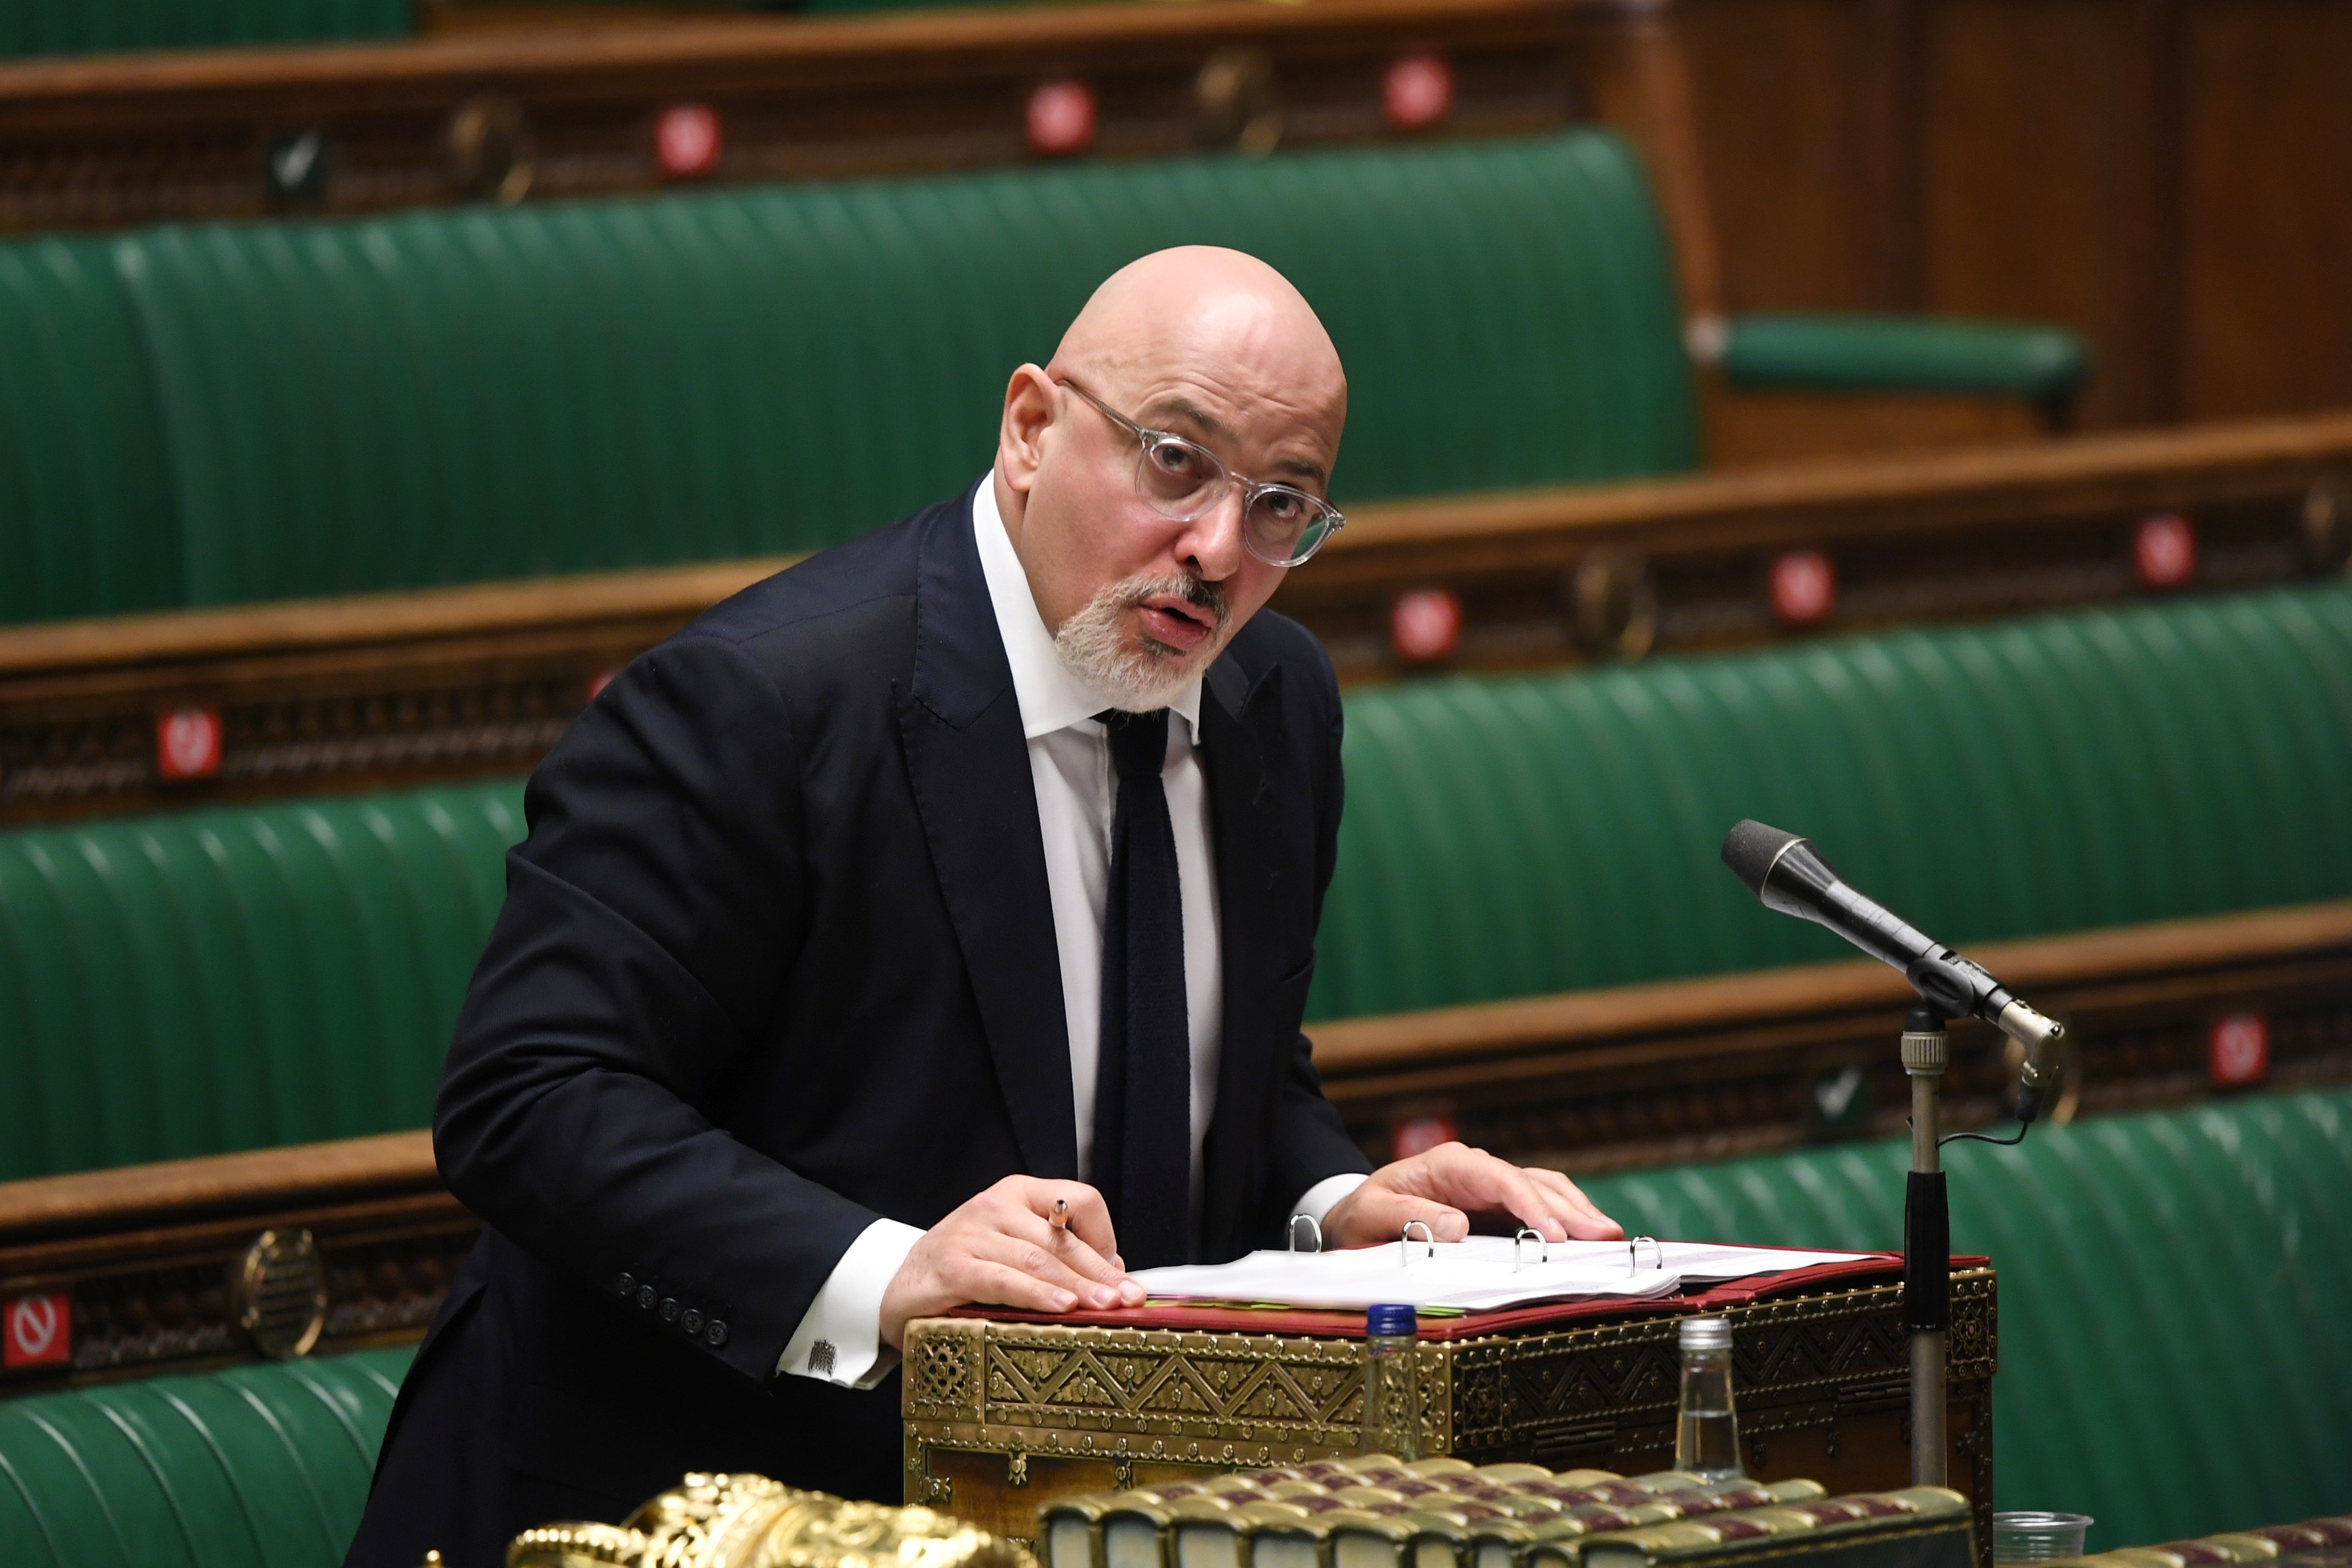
[{"left": 1320, "top": 1142, "right": 1623, "bottom": 1248}]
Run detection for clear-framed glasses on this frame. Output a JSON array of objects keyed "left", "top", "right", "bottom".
[{"left": 1056, "top": 377, "right": 1345, "bottom": 568}]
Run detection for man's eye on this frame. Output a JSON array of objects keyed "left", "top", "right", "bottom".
[
  {"left": 1148, "top": 440, "right": 1204, "bottom": 478},
  {"left": 1259, "top": 491, "right": 1306, "bottom": 524}
]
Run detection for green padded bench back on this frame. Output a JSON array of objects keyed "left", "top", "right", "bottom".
[
  {"left": 0, "top": 0, "right": 410, "bottom": 57},
  {"left": 0, "top": 240, "right": 186, "bottom": 622},
  {"left": 1579, "top": 1085, "right": 2352, "bottom": 1554},
  {"left": 3, "top": 584, "right": 2349, "bottom": 1179},
  {"left": 0, "top": 784, "right": 522, "bottom": 1181},
  {"left": 0, "top": 1346, "right": 411, "bottom": 1568},
  {"left": 1307, "top": 580, "right": 2352, "bottom": 1018},
  {"left": 0, "top": 131, "right": 1691, "bottom": 621}
]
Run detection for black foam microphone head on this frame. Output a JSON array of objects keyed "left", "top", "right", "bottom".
[{"left": 1721, "top": 819, "right": 1800, "bottom": 898}]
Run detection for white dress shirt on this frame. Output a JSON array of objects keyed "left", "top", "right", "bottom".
[{"left": 779, "top": 480, "right": 1364, "bottom": 1388}]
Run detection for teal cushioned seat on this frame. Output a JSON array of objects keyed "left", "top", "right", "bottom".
[
  {"left": 1720, "top": 313, "right": 2089, "bottom": 403},
  {"left": 126, "top": 132, "right": 1689, "bottom": 605},
  {"left": 0, "top": 782, "right": 523, "bottom": 1180},
  {"left": 0, "top": 0, "right": 410, "bottom": 57},
  {"left": 1577, "top": 1086, "right": 2352, "bottom": 1554},
  {"left": 0, "top": 1346, "right": 412, "bottom": 1568},
  {"left": 2, "top": 131, "right": 1691, "bottom": 619},
  {"left": 0, "top": 240, "right": 184, "bottom": 622},
  {"left": 1307, "top": 580, "right": 2352, "bottom": 1018}
]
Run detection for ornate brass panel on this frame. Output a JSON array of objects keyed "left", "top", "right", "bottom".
[{"left": 904, "top": 1270, "right": 1995, "bottom": 1556}]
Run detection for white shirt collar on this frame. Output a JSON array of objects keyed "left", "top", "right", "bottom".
[{"left": 972, "top": 474, "right": 1204, "bottom": 741}]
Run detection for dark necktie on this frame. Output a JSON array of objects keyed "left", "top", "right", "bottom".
[{"left": 1091, "top": 707, "right": 1192, "bottom": 1270}]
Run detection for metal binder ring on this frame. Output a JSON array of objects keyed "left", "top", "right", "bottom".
[
  {"left": 1626, "top": 1235, "right": 1662, "bottom": 1274},
  {"left": 1513, "top": 1227, "right": 1547, "bottom": 1271},
  {"left": 1400, "top": 1220, "right": 1436, "bottom": 1264},
  {"left": 1289, "top": 1213, "right": 1323, "bottom": 1254}
]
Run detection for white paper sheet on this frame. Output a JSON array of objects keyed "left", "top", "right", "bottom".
[{"left": 1129, "top": 1236, "right": 1870, "bottom": 1313}]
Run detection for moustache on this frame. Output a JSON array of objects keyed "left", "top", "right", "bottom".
[{"left": 1118, "top": 572, "right": 1231, "bottom": 630}]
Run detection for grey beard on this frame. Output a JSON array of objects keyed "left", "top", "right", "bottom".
[{"left": 1052, "top": 571, "right": 1232, "bottom": 713}]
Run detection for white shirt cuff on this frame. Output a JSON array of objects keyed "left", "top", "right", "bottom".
[
  {"left": 1290, "top": 1172, "right": 1369, "bottom": 1246},
  {"left": 777, "top": 1217, "right": 926, "bottom": 1389}
]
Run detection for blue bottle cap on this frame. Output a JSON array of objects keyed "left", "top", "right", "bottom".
[{"left": 1366, "top": 1302, "right": 1417, "bottom": 1337}]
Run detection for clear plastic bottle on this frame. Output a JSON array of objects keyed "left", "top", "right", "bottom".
[
  {"left": 1673, "top": 1315, "right": 1745, "bottom": 1484},
  {"left": 1362, "top": 1302, "right": 1421, "bottom": 1460}
]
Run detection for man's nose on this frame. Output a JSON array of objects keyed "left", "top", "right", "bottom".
[{"left": 1174, "top": 486, "right": 1248, "bottom": 581}]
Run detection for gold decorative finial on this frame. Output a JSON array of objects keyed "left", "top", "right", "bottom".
[{"left": 506, "top": 1474, "right": 1037, "bottom": 1568}]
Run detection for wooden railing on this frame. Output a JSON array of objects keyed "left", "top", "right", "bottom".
[
  {"left": 0, "top": 0, "right": 1602, "bottom": 234},
  {"left": 2, "top": 897, "right": 2342, "bottom": 1392},
  {"left": 4, "top": 411, "right": 2346, "bottom": 825}
]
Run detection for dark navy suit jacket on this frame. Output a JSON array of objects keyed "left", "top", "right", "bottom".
[{"left": 345, "top": 487, "right": 1370, "bottom": 1567}]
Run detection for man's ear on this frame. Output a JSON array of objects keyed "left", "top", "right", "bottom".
[{"left": 998, "top": 364, "right": 1056, "bottom": 496}]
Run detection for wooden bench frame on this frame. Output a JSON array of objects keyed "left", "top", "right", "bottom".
[
  {"left": 3, "top": 410, "right": 2346, "bottom": 826},
  {"left": 2, "top": 897, "right": 2342, "bottom": 1393},
  {"left": 0, "top": 0, "right": 1681, "bottom": 247}
]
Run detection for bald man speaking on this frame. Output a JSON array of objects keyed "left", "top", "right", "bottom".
[{"left": 346, "top": 249, "right": 1619, "bottom": 1568}]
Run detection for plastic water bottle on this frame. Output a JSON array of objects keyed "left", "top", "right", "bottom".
[
  {"left": 1363, "top": 1303, "right": 1421, "bottom": 1460},
  {"left": 1674, "top": 1315, "right": 1745, "bottom": 1483}
]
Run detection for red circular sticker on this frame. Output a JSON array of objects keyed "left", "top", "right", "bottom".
[
  {"left": 1393, "top": 1114, "right": 1457, "bottom": 1160},
  {"left": 655, "top": 103, "right": 723, "bottom": 179},
  {"left": 1770, "top": 550, "right": 1836, "bottom": 625},
  {"left": 1382, "top": 52, "right": 1454, "bottom": 131},
  {"left": 1026, "top": 81, "right": 1098, "bottom": 156},
  {"left": 156, "top": 707, "right": 223, "bottom": 781},
  {"left": 2134, "top": 514, "right": 2195, "bottom": 587},
  {"left": 2209, "top": 1012, "right": 2269, "bottom": 1088},
  {"left": 1391, "top": 587, "right": 1463, "bottom": 663},
  {"left": 5, "top": 1293, "right": 69, "bottom": 1368}
]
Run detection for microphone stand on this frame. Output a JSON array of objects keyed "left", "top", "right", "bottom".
[{"left": 1901, "top": 1004, "right": 1950, "bottom": 1488}]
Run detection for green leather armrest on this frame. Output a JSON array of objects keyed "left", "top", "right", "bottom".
[{"left": 1714, "top": 312, "right": 2090, "bottom": 403}]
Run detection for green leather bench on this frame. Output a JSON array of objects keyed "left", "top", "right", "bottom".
[
  {"left": 0, "top": 131, "right": 2082, "bottom": 624},
  {"left": 0, "top": 1346, "right": 411, "bottom": 1567},
  {"left": 2, "top": 583, "right": 2343, "bottom": 1181},
  {"left": 0, "top": 0, "right": 409, "bottom": 56},
  {"left": 4, "top": 1095, "right": 2340, "bottom": 1567},
  {"left": 1580, "top": 1084, "right": 2352, "bottom": 1555},
  {"left": 1307, "top": 578, "right": 2352, "bottom": 1019},
  {"left": 0, "top": 784, "right": 522, "bottom": 1181}
]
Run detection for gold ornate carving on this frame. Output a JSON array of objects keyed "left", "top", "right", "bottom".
[
  {"left": 508, "top": 1473, "right": 1035, "bottom": 1568},
  {"left": 902, "top": 1271, "right": 1996, "bottom": 1490}
]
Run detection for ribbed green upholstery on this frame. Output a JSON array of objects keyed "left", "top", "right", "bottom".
[
  {"left": 0, "top": 783, "right": 522, "bottom": 1180},
  {"left": 1578, "top": 1087, "right": 2352, "bottom": 1552},
  {"left": 0, "top": 0, "right": 410, "bottom": 56},
  {"left": 0, "top": 132, "right": 1690, "bottom": 617},
  {"left": 0, "top": 240, "right": 183, "bottom": 622},
  {"left": 1307, "top": 581, "right": 2352, "bottom": 1019},
  {"left": 0, "top": 1346, "right": 411, "bottom": 1568}
]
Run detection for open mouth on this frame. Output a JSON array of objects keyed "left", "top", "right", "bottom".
[{"left": 1138, "top": 593, "right": 1219, "bottom": 653}]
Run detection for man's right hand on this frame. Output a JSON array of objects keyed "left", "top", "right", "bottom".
[{"left": 879, "top": 1176, "right": 1145, "bottom": 1350}]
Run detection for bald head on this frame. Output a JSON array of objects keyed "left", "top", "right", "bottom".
[
  {"left": 1047, "top": 247, "right": 1347, "bottom": 475},
  {"left": 994, "top": 247, "right": 1347, "bottom": 708}
]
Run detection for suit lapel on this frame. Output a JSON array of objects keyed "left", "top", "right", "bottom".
[
  {"left": 896, "top": 492, "right": 1079, "bottom": 1180},
  {"left": 1197, "top": 653, "right": 1287, "bottom": 1261}
]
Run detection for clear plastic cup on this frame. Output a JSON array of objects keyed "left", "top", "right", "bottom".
[{"left": 1992, "top": 1512, "right": 2094, "bottom": 1565}]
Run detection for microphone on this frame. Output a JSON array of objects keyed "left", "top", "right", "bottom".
[{"left": 1721, "top": 820, "right": 2065, "bottom": 1123}]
